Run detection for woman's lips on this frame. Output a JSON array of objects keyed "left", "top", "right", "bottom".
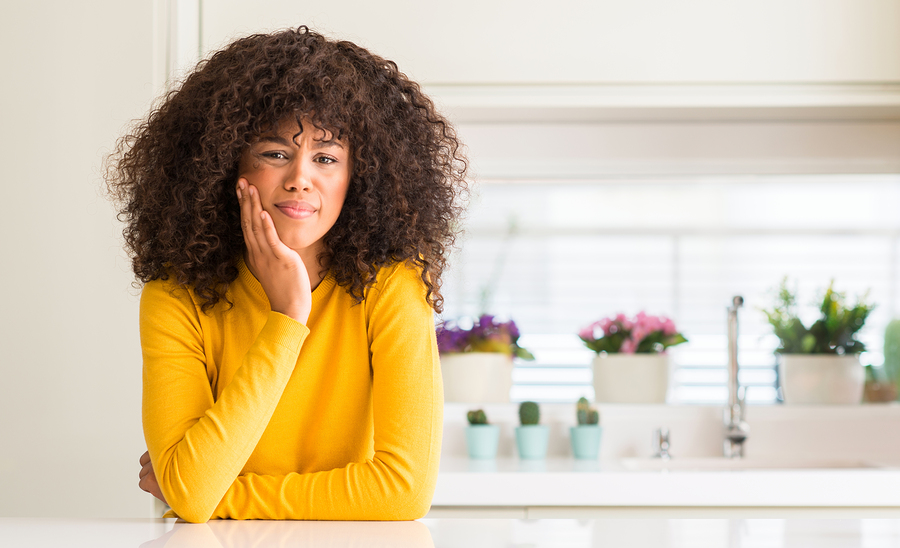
[{"left": 275, "top": 201, "right": 316, "bottom": 220}]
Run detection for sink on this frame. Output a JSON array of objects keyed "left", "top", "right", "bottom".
[{"left": 620, "top": 457, "right": 882, "bottom": 471}]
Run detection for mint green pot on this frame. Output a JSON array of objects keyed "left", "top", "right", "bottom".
[
  {"left": 465, "top": 424, "right": 500, "bottom": 459},
  {"left": 570, "top": 425, "right": 603, "bottom": 460},
  {"left": 515, "top": 425, "right": 549, "bottom": 459}
]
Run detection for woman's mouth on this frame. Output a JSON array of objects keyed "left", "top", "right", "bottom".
[{"left": 275, "top": 201, "right": 316, "bottom": 220}]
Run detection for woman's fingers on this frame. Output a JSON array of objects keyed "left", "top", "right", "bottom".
[
  {"left": 246, "top": 183, "right": 292, "bottom": 261},
  {"left": 137, "top": 453, "right": 168, "bottom": 504},
  {"left": 237, "top": 179, "right": 260, "bottom": 257},
  {"left": 259, "top": 210, "right": 287, "bottom": 257}
]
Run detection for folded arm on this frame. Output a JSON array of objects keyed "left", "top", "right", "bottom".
[{"left": 140, "top": 280, "right": 309, "bottom": 523}]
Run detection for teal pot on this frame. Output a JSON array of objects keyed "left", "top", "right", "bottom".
[
  {"left": 465, "top": 424, "right": 501, "bottom": 459},
  {"left": 515, "top": 425, "right": 549, "bottom": 460},
  {"left": 570, "top": 425, "right": 603, "bottom": 460}
]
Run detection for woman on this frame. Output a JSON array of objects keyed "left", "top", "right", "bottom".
[{"left": 106, "top": 26, "right": 466, "bottom": 522}]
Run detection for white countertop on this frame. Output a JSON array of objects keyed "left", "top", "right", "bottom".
[
  {"left": 433, "top": 457, "right": 900, "bottom": 507},
  {"left": 4, "top": 517, "right": 900, "bottom": 547}
]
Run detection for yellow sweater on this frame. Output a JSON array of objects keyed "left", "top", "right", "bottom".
[{"left": 140, "top": 257, "right": 443, "bottom": 522}]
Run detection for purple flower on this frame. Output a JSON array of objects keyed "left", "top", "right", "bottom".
[{"left": 437, "top": 314, "right": 532, "bottom": 359}]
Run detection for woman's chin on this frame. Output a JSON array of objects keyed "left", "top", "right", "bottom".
[{"left": 282, "top": 235, "right": 325, "bottom": 258}]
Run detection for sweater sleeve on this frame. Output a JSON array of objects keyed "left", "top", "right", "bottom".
[
  {"left": 207, "top": 264, "right": 444, "bottom": 521},
  {"left": 140, "top": 280, "right": 309, "bottom": 523}
]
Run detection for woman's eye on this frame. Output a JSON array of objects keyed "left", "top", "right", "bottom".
[
  {"left": 316, "top": 156, "right": 337, "bottom": 164},
  {"left": 262, "top": 151, "right": 288, "bottom": 160}
]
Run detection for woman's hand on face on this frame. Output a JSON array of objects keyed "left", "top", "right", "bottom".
[
  {"left": 138, "top": 451, "right": 167, "bottom": 505},
  {"left": 237, "top": 178, "right": 313, "bottom": 324}
]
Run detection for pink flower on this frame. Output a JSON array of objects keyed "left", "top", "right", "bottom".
[
  {"left": 631, "top": 326, "right": 647, "bottom": 344},
  {"left": 578, "top": 324, "right": 595, "bottom": 340},
  {"left": 620, "top": 338, "right": 637, "bottom": 354},
  {"left": 662, "top": 318, "right": 677, "bottom": 336},
  {"left": 598, "top": 318, "right": 612, "bottom": 335}
]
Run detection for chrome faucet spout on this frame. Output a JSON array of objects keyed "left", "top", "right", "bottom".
[{"left": 724, "top": 296, "right": 749, "bottom": 458}]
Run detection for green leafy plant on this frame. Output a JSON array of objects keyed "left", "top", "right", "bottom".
[
  {"left": 883, "top": 320, "right": 900, "bottom": 385},
  {"left": 467, "top": 409, "right": 488, "bottom": 425},
  {"left": 576, "top": 397, "right": 599, "bottom": 426},
  {"left": 518, "top": 401, "right": 540, "bottom": 425},
  {"left": 761, "top": 278, "right": 874, "bottom": 355}
]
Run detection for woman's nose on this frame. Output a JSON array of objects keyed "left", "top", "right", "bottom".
[{"left": 283, "top": 159, "right": 312, "bottom": 192}]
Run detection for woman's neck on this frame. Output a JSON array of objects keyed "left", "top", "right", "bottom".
[{"left": 243, "top": 246, "right": 327, "bottom": 293}]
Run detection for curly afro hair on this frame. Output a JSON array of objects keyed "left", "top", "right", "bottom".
[{"left": 107, "top": 26, "right": 467, "bottom": 313}]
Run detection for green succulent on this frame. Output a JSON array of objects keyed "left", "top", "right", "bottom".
[
  {"left": 518, "top": 401, "right": 540, "bottom": 426},
  {"left": 576, "top": 396, "right": 599, "bottom": 425},
  {"left": 761, "top": 278, "right": 873, "bottom": 355},
  {"left": 467, "top": 409, "right": 488, "bottom": 425}
]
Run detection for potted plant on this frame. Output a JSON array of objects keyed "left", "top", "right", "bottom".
[
  {"left": 883, "top": 319, "right": 900, "bottom": 401},
  {"left": 464, "top": 409, "right": 501, "bottom": 459},
  {"left": 762, "top": 278, "right": 873, "bottom": 404},
  {"left": 515, "top": 401, "right": 548, "bottom": 459},
  {"left": 570, "top": 397, "right": 602, "bottom": 459},
  {"left": 579, "top": 312, "right": 687, "bottom": 403},
  {"left": 437, "top": 315, "right": 534, "bottom": 403}
]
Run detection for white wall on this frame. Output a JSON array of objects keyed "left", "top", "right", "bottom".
[{"left": 0, "top": 2, "right": 156, "bottom": 517}]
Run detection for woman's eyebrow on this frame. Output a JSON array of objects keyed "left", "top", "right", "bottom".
[
  {"left": 313, "top": 139, "right": 345, "bottom": 150},
  {"left": 256, "top": 135, "right": 291, "bottom": 146}
]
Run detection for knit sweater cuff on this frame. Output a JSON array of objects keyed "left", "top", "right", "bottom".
[{"left": 261, "top": 311, "right": 310, "bottom": 354}]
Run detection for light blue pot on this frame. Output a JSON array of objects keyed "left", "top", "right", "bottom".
[
  {"left": 515, "top": 425, "right": 549, "bottom": 460},
  {"left": 570, "top": 425, "right": 603, "bottom": 460},
  {"left": 465, "top": 425, "right": 500, "bottom": 459}
]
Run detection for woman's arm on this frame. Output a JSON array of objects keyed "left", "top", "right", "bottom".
[
  {"left": 207, "top": 264, "right": 443, "bottom": 520},
  {"left": 140, "top": 280, "right": 309, "bottom": 523}
]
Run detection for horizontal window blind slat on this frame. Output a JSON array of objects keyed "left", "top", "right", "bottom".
[{"left": 443, "top": 175, "right": 900, "bottom": 404}]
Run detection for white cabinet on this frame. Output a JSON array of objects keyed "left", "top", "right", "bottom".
[{"left": 201, "top": 0, "right": 900, "bottom": 85}]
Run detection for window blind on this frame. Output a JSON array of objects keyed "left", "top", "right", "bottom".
[{"left": 440, "top": 174, "right": 900, "bottom": 404}]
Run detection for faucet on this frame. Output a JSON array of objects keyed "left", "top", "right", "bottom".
[
  {"left": 652, "top": 428, "right": 671, "bottom": 460},
  {"left": 724, "top": 296, "right": 749, "bottom": 458}
]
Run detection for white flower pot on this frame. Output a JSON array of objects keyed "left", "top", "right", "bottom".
[
  {"left": 592, "top": 354, "right": 669, "bottom": 404},
  {"left": 778, "top": 354, "right": 864, "bottom": 404},
  {"left": 440, "top": 352, "right": 513, "bottom": 403}
]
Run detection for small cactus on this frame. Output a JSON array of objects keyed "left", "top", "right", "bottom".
[
  {"left": 467, "top": 409, "right": 488, "bottom": 425},
  {"left": 576, "top": 396, "right": 600, "bottom": 425},
  {"left": 519, "top": 401, "right": 540, "bottom": 425}
]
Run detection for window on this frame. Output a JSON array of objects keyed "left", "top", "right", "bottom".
[{"left": 440, "top": 174, "right": 900, "bottom": 404}]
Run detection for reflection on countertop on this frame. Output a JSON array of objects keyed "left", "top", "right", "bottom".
[
  {"left": 141, "top": 520, "right": 432, "bottom": 548},
  {"left": 3, "top": 517, "right": 900, "bottom": 548}
]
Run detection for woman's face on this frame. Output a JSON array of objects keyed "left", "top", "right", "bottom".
[{"left": 238, "top": 118, "right": 351, "bottom": 258}]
